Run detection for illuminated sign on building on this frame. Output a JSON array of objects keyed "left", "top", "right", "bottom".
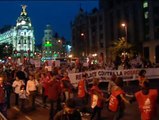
[{"left": 44, "top": 41, "right": 52, "bottom": 47}]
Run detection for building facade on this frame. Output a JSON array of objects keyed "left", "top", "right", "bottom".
[
  {"left": 71, "top": 8, "right": 89, "bottom": 58},
  {"left": 0, "top": 5, "right": 35, "bottom": 59},
  {"left": 72, "top": 0, "right": 159, "bottom": 63},
  {"left": 42, "top": 24, "right": 68, "bottom": 60},
  {"left": 71, "top": 8, "right": 106, "bottom": 62}
]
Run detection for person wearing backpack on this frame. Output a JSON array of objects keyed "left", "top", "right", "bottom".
[
  {"left": 138, "top": 69, "right": 148, "bottom": 87},
  {"left": 108, "top": 77, "right": 130, "bottom": 120}
]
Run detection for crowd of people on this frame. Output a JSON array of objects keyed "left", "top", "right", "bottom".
[{"left": 0, "top": 61, "right": 158, "bottom": 120}]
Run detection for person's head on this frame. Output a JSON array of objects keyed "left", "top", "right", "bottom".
[
  {"left": 93, "top": 78, "right": 99, "bottom": 86},
  {"left": 64, "top": 72, "right": 68, "bottom": 77},
  {"left": 29, "top": 74, "right": 34, "bottom": 80},
  {"left": 82, "top": 73, "right": 88, "bottom": 79},
  {"left": 0, "top": 74, "right": 4, "bottom": 85},
  {"left": 115, "top": 77, "right": 124, "bottom": 88},
  {"left": 110, "top": 74, "right": 117, "bottom": 82},
  {"left": 20, "top": 85, "right": 25, "bottom": 90},
  {"left": 64, "top": 98, "right": 76, "bottom": 114},
  {"left": 138, "top": 69, "right": 146, "bottom": 76},
  {"left": 40, "top": 73, "right": 46, "bottom": 78},
  {"left": 16, "top": 71, "right": 25, "bottom": 80},
  {"left": 51, "top": 73, "right": 56, "bottom": 81}
]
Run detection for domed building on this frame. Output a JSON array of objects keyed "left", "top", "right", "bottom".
[{"left": 0, "top": 5, "right": 35, "bottom": 60}]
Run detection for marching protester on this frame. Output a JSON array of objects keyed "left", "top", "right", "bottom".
[
  {"left": 77, "top": 73, "right": 89, "bottom": 114},
  {"left": 108, "top": 77, "right": 131, "bottom": 120},
  {"left": 89, "top": 78, "right": 106, "bottom": 120},
  {"left": 3, "top": 70, "right": 12, "bottom": 109},
  {"left": 61, "top": 72, "right": 73, "bottom": 102},
  {"left": 47, "top": 73, "right": 61, "bottom": 120},
  {"left": 39, "top": 72, "right": 48, "bottom": 108},
  {"left": 107, "top": 74, "right": 117, "bottom": 95},
  {"left": 134, "top": 81, "right": 158, "bottom": 120},
  {"left": 0, "top": 74, "right": 7, "bottom": 118},
  {"left": 12, "top": 72, "right": 25, "bottom": 106},
  {"left": 19, "top": 85, "right": 28, "bottom": 111},
  {"left": 138, "top": 69, "right": 148, "bottom": 87},
  {"left": 77, "top": 73, "right": 88, "bottom": 105},
  {"left": 54, "top": 98, "right": 82, "bottom": 120},
  {"left": 26, "top": 74, "right": 39, "bottom": 110}
]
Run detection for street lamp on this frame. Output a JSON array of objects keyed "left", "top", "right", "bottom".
[
  {"left": 81, "top": 33, "right": 84, "bottom": 36},
  {"left": 121, "top": 23, "right": 128, "bottom": 61},
  {"left": 81, "top": 32, "right": 87, "bottom": 57},
  {"left": 121, "top": 23, "right": 127, "bottom": 42}
]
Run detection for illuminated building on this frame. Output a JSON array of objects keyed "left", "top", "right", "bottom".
[
  {"left": 0, "top": 5, "right": 35, "bottom": 59},
  {"left": 42, "top": 24, "right": 68, "bottom": 60}
]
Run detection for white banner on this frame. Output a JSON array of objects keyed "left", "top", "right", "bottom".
[{"left": 68, "top": 68, "right": 159, "bottom": 87}]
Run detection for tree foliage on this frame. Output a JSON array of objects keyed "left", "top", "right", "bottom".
[{"left": 109, "top": 37, "right": 134, "bottom": 59}]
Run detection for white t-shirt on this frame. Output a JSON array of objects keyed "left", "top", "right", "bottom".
[
  {"left": 26, "top": 79, "right": 39, "bottom": 94},
  {"left": 12, "top": 80, "right": 25, "bottom": 94}
]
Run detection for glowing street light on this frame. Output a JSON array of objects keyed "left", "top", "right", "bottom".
[
  {"left": 121, "top": 23, "right": 129, "bottom": 60},
  {"left": 121, "top": 23, "right": 127, "bottom": 42},
  {"left": 81, "top": 33, "right": 84, "bottom": 36},
  {"left": 58, "top": 39, "right": 61, "bottom": 43},
  {"left": 81, "top": 33, "right": 88, "bottom": 56},
  {"left": 68, "top": 54, "right": 73, "bottom": 58}
]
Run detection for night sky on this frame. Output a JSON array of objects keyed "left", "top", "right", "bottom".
[{"left": 0, "top": 1, "right": 98, "bottom": 45}]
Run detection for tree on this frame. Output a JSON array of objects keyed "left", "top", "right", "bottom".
[
  {"left": 0, "top": 43, "right": 13, "bottom": 59},
  {"left": 109, "top": 37, "right": 133, "bottom": 60}
]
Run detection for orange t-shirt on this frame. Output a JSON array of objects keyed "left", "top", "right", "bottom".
[{"left": 135, "top": 89, "right": 158, "bottom": 120}]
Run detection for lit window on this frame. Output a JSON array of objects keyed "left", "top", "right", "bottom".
[
  {"left": 145, "top": 12, "right": 148, "bottom": 19},
  {"left": 143, "top": 2, "right": 148, "bottom": 8}
]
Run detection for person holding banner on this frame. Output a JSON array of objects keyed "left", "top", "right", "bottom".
[
  {"left": 138, "top": 69, "right": 148, "bottom": 87},
  {"left": 107, "top": 74, "right": 117, "bottom": 95}
]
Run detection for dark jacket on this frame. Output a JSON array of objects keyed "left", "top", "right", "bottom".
[
  {"left": 47, "top": 80, "right": 61, "bottom": 101},
  {"left": 54, "top": 110, "right": 81, "bottom": 120},
  {"left": 0, "top": 84, "right": 5, "bottom": 103}
]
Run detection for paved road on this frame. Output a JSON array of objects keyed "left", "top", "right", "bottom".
[
  {"left": 2, "top": 79, "right": 159, "bottom": 120},
  {"left": 6, "top": 100, "right": 159, "bottom": 120}
]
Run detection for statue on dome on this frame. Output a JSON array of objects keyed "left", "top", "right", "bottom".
[{"left": 21, "top": 5, "right": 27, "bottom": 16}]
